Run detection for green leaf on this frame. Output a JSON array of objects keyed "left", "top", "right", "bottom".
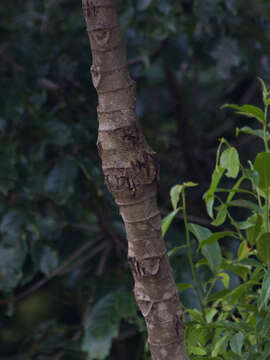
[
  {"left": 212, "top": 332, "right": 230, "bottom": 357},
  {"left": 0, "top": 241, "right": 27, "bottom": 292},
  {"left": 238, "top": 241, "right": 250, "bottom": 260},
  {"left": 257, "top": 232, "right": 270, "bottom": 265},
  {"left": 137, "top": 0, "right": 152, "bottom": 11},
  {"left": 254, "top": 152, "right": 270, "bottom": 190},
  {"left": 221, "top": 260, "right": 250, "bottom": 281},
  {"left": 199, "top": 231, "right": 236, "bottom": 249},
  {"left": 203, "top": 166, "right": 225, "bottom": 218},
  {"left": 207, "top": 289, "right": 232, "bottom": 302},
  {"left": 222, "top": 104, "right": 265, "bottom": 124},
  {"left": 219, "top": 272, "right": 230, "bottom": 288},
  {"left": 242, "top": 168, "right": 259, "bottom": 188},
  {"left": 246, "top": 214, "right": 263, "bottom": 245},
  {"left": 168, "top": 245, "right": 186, "bottom": 257},
  {"left": 184, "top": 181, "right": 198, "bottom": 187},
  {"left": 189, "top": 223, "right": 222, "bottom": 273},
  {"left": 44, "top": 156, "right": 78, "bottom": 205},
  {"left": 212, "top": 204, "right": 227, "bottom": 226},
  {"left": 39, "top": 246, "right": 59, "bottom": 276},
  {"left": 190, "top": 346, "right": 207, "bottom": 356},
  {"left": 161, "top": 208, "right": 180, "bottom": 237},
  {"left": 228, "top": 199, "right": 262, "bottom": 213},
  {"left": 0, "top": 210, "right": 25, "bottom": 246},
  {"left": 230, "top": 332, "right": 244, "bottom": 356},
  {"left": 258, "top": 77, "right": 270, "bottom": 106},
  {"left": 262, "top": 343, "right": 270, "bottom": 360},
  {"left": 257, "top": 313, "right": 270, "bottom": 338},
  {"left": 82, "top": 292, "right": 123, "bottom": 359},
  {"left": 259, "top": 268, "right": 270, "bottom": 311},
  {"left": 220, "top": 147, "right": 240, "bottom": 178},
  {"left": 236, "top": 126, "right": 266, "bottom": 140},
  {"left": 177, "top": 283, "right": 193, "bottom": 292},
  {"left": 170, "top": 184, "right": 183, "bottom": 210}
]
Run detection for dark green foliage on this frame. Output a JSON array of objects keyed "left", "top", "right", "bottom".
[{"left": 2, "top": 0, "right": 270, "bottom": 359}]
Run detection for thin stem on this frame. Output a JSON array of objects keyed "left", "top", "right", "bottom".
[{"left": 182, "top": 187, "right": 206, "bottom": 321}]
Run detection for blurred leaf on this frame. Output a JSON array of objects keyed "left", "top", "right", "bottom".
[
  {"left": 40, "top": 246, "right": 59, "bottom": 276},
  {"left": 257, "top": 313, "right": 270, "bottom": 338},
  {"left": 0, "top": 240, "right": 27, "bottom": 291},
  {"left": 230, "top": 332, "right": 244, "bottom": 356},
  {"left": 82, "top": 291, "right": 134, "bottom": 360},
  {"left": 44, "top": 156, "right": 78, "bottom": 205},
  {"left": 0, "top": 210, "right": 24, "bottom": 246},
  {"left": 211, "top": 38, "right": 241, "bottom": 79},
  {"left": 137, "top": 0, "right": 152, "bottom": 11}
]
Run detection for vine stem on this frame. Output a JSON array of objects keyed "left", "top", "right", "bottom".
[{"left": 182, "top": 187, "right": 206, "bottom": 321}]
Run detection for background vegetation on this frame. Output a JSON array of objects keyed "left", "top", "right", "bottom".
[{"left": 1, "top": 0, "right": 270, "bottom": 359}]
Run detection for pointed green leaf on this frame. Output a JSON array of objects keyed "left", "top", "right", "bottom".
[
  {"left": 228, "top": 199, "right": 262, "bottom": 213},
  {"left": 137, "top": 0, "right": 152, "bottom": 10},
  {"left": 161, "top": 208, "right": 180, "bottom": 237},
  {"left": 236, "top": 126, "right": 266, "bottom": 140},
  {"left": 177, "top": 283, "right": 193, "bottom": 292},
  {"left": 237, "top": 241, "right": 250, "bottom": 260},
  {"left": 170, "top": 184, "right": 183, "bottom": 210},
  {"left": 189, "top": 223, "right": 222, "bottom": 273},
  {"left": 257, "top": 232, "right": 270, "bottom": 265},
  {"left": 254, "top": 152, "right": 270, "bottom": 190},
  {"left": 222, "top": 104, "right": 265, "bottom": 123},
  {"left": 258, "top": 77, "right": 270, "bottom": 106},
  {"left": 168, "top": 245, "right": 186, "bottom": 257},
  {"left": 220, "top": 147, "right": 240, "bottom": 178},
  {"left": 212, "top": 332, "right": 230, "bottom": 357},
  {"left": 230, "top": 332, "right": 244, "bottom": 356},
  {"left": 203, "top": 166, "right": 225, "bottom": 218},
  {"left": 246, "top": 214, "right": 263, "bottom": 245},
  {"left": 260, "top": 268, "right": 270, "bottom": 311},
  {"left": 199, "top": 231, "right": 236, "bottom": 249},
  {"left": 257, "top": 313, "right": 270, "bottom": 338},
  {"left": 212, "top": 203, "right": 227, "bottom": 226}
]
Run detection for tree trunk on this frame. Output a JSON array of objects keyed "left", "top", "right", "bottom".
[{"left": 81, "top": 1, "right": 189, "bottom": 359}]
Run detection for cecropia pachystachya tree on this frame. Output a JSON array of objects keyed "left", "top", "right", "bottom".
[{"left": 81, "top": 1, "right": 189, "bottom": 359}]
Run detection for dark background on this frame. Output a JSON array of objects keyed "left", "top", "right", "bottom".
[{"left": 1, "top": 0, "right": 270, "bottom": 359}]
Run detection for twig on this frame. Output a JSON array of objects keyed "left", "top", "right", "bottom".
[
  {"left": 127, "top": 39, "right": 168, "bottom": 66},
  {"left": 2, "top": 238, "right": 101, "bottom": 304}
]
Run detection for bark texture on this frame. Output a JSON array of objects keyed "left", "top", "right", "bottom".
[{"left": 82, "top": 1, "right": 189, "bottom": 359}]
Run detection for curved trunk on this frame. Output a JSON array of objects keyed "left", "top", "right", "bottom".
[{"left": 81, "top": 1, "right": 189, "bottom": 359}]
